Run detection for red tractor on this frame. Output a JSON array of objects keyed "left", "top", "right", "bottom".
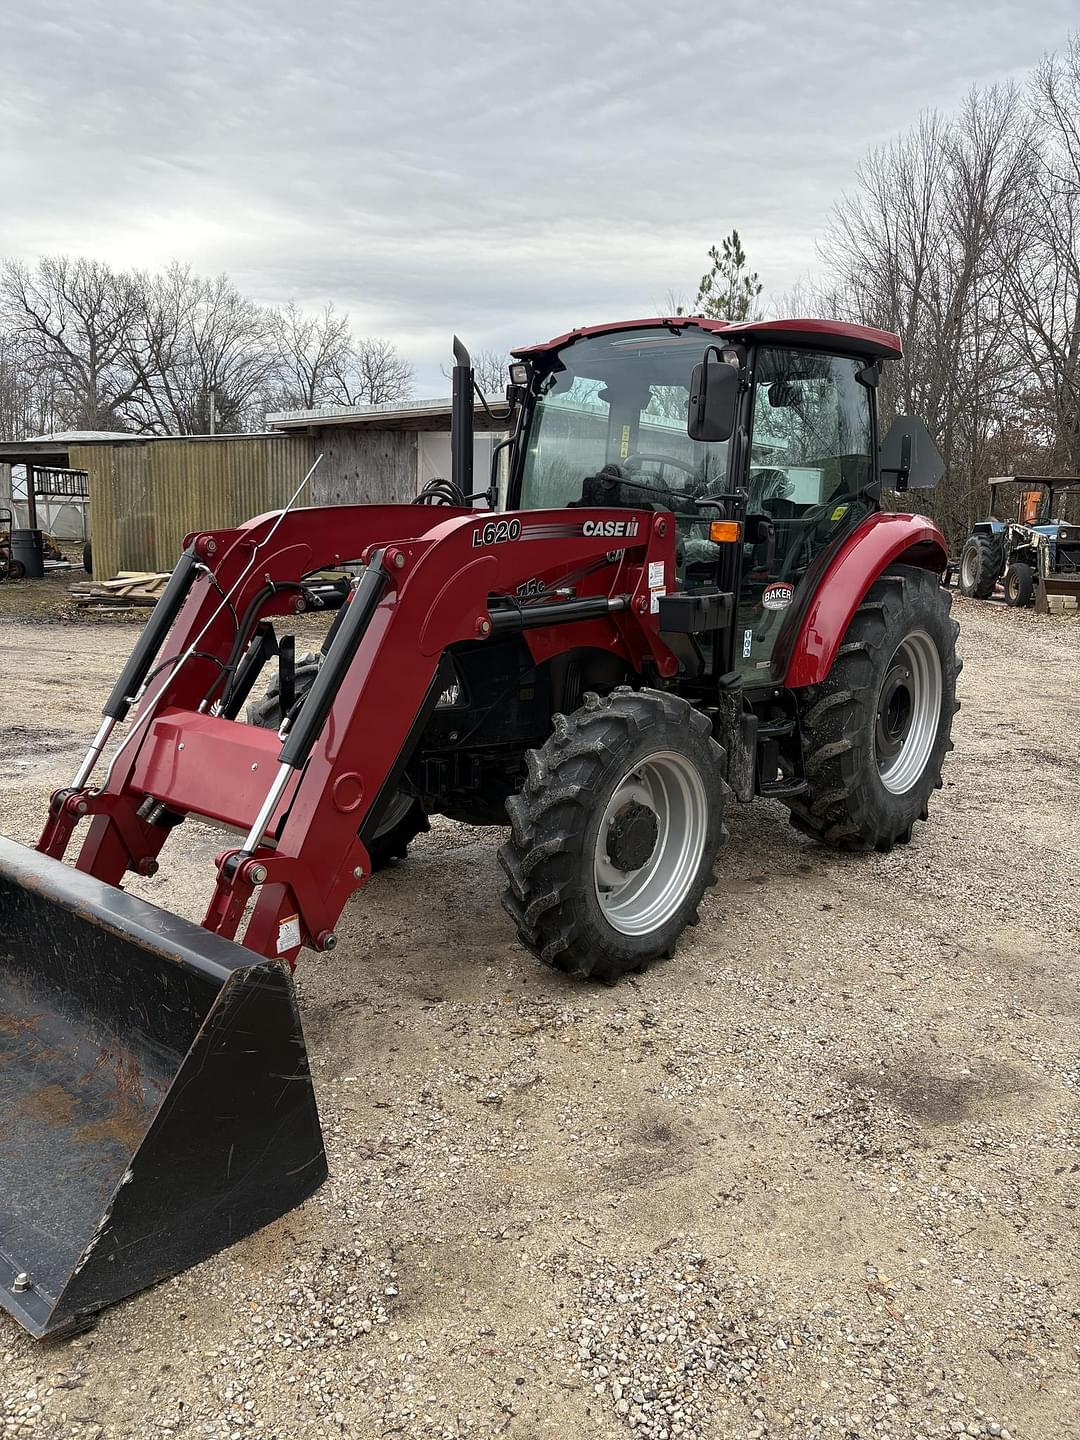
[{"left": 0, "top": 317, "right": 958, "bottom": 1338}]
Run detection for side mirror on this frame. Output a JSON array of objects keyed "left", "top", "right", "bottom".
[
  {"left": 879, "top": 415, "right": 944, "bottom": 491},
  {"left": 688, "top": 352, "right": 739, "bottom": 443}
]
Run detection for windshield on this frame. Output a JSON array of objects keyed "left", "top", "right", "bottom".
[{"left": 518, "top": 326, "right": 731, "bottom": 510}]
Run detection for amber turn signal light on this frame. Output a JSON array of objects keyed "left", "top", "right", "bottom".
[{"left": 708, "top": 521, "right": 742, "bottom": 543}]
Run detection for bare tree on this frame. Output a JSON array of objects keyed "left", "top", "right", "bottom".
[
  {"left": 122, "top": 263, "right": 204, "bottom": 434},
  {"left": 122, "top": 268, "right": 276, "bottom": 433},
  {"left": 1004, "top": 36, "right": 1080, "bottom": 471},
  {"left": 470, "top": 348, "right": 510, "bottom": 395},
  {"left": 818, "top": 85, "right": 1033, "bottom": 541},
  {"left": 0, "top": 329, "right": 62, "bottom": 439},
  {"left": 656, "top": 287, "right": 690, "bottom": 319},
  {"left": 0, "top": 255, "right": 139, "bottom": 431},
  {"left": 327, "top": 336, "right": 414, "bottom": 406},
  {"left": 0, "top": 250, "right": 422, "bottom": 435},
  {"left": 440, "top": 347, "right": 509, "bottom": 396},
  {"left": 267, "top": 300, "right": 352, "bottom": 411},
  {"left": 185, "top": 274, "right": 277, "bottom": 432}
]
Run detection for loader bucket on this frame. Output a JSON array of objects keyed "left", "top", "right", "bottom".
[{"left": 0, "top": 836, "right": 327, "bottom": 1340}]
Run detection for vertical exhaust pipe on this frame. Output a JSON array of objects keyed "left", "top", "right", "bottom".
[{"left": 451, "top": 336, "right": 473, "bottom": 501}]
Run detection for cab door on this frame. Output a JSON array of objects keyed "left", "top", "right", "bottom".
[{"left": 735, "top": 347, "right": 876, "bottom": 682}]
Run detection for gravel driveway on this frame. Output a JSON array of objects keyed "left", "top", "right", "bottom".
[{"left": 0, "top": 596, "right": 1077, "bottom": 1440}]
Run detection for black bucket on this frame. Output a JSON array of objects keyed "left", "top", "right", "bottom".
[
  {"left": 10, "top": 530, "right": 44, "bottom": 579},
  {"left": 0, "top": 836, "right": 327, "bottom": 1340}
]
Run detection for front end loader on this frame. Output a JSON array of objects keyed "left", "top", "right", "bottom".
[{"left": 0, "top": 318, "right": 958, "bottom": 1338}]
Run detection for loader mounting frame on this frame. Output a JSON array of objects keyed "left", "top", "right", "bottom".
[{"left": 39, "top": 503, "right": 679, "bottom": 966}]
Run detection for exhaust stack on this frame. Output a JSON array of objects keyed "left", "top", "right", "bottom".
[{"left": 451, "top": 336, "right": 473, "bottom": 500}]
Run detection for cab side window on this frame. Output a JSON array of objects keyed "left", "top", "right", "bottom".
[
  {"left": 735, "top": 349, "right": 875, "bottom": 680},
  {"left": 749, "top": 349, "right": 873, "bottom": 518}
]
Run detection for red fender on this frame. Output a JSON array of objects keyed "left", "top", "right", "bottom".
[{"left": 780, "top": 512, "right": 948, "bottom": 688}]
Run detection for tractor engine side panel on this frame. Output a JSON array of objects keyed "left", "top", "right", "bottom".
[{"left": 412, "top": 640, "right": 634, "bottom": 824}]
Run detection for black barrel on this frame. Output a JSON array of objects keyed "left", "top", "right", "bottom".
[
  {"left": 10, "top": 530, "right": 44, "bottom": 578},
  {"left": 0, "top": 837, "right": 327, "bottom": 1340}
]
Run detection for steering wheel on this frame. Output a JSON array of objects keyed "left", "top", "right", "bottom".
[
  {"left": 624, "top": 452, "right": 699, "bottom": 481},
  {"left": 773, "top": 500, "right": 841, "bottom": 579}
]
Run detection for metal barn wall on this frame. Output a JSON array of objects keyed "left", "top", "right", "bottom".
[
  {"left": 72, "top": 435, "right": 316, "bottom": 579},
  {"left": 312, "top": 430, "right": 418, "bottom": 506}
]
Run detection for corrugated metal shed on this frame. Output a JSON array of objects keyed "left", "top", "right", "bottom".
[
  {"left": 1, "top": 407, "right": 496, "bottom": 578},
  {"left": 70, "top": 434, "right": 315, "bottom": 580}
]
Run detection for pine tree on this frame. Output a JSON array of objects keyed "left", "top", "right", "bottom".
[{"left": 682, "top": 231, "right": 763, "bottom": 321}]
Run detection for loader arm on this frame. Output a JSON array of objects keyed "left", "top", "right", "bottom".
[{"left": 40, "top": 503, "right": 678, "bottom": 965}]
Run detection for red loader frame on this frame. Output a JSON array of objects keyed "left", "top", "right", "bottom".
[{"left": 39, "top": 503, "right": 680, "bottom": 966}]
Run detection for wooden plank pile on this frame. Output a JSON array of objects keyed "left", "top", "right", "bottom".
[{"left": 70, "top": 571, "right": 170, "bottom": 614}]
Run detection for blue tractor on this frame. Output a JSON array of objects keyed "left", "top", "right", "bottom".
[{"left": 958, "top": 475, "right": 1080, "bottom": 608}]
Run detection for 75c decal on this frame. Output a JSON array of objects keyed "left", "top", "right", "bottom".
[{"left": 471, "top": 518, "right": 522, "bottom": 548}]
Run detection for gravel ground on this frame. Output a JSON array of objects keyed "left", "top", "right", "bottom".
[{"left": 0, "top": 595, "right": 1077, "bottom": 1440}]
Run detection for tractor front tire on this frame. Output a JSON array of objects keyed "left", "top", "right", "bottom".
[
  {"left": 787, "top": 565, "right": 960, "bottom": 853},
  {"left": 499, "top": 688, "right": 729, "bottom": 983},
  {"left": 958, "top": 533, "right": 1000, "bottom": 598},
  {"left": 1003, "top": 561, "right": 1034, "bottom": 608},
  {"left": 248, "top": 651, "right": 428, "bottom": 869}
]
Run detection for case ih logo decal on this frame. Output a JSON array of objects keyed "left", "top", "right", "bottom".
[
  {"left": 762, "top": 582, "right": 794, "bottom": 611},
  {"left": 473, "top": 517, "right": 643, "bottom": 547},
  {"left": 581, "top": 518, "right": 640, "bottom": 539}
]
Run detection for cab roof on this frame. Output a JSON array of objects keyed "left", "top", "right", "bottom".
[
  {"left": 988, "top": 474, "right": 1080, "bottom": 488},
  {"left": 512, "top": 316, "right": 902, "bottom": 362}
]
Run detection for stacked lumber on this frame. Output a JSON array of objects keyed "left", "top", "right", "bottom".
[{"left": 70, "top": 571, "right": 170, "bottom": 613}]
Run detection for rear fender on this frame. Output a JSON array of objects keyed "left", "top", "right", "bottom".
[{"left": 778, "top": 513, "right": 948, "bottom": 689}]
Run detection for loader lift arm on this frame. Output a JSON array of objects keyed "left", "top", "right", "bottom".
[{"left": 40, "top": 502, "right": 680, "bottom": 967}]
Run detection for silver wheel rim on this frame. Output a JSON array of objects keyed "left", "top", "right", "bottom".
[
  {"left": 593, "top": 750, "right": 708, "bottom": 936},
  {"left": 875, "top": 630, "right": 943, "bottom": 795},
  {"left": 960, "top": 545, "right": 977, "bottom": 589}
]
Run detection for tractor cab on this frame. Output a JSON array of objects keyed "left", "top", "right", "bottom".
[
  {"left": 987, "top": 475, "right": 1080, "bottom": 533},
  {"left": 504, "top": 318, "right": 936, "bottom": 684}
]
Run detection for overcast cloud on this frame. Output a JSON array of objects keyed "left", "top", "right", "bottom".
[{"left": 0, "top": 0, "right": 1075, "bottom": 392}]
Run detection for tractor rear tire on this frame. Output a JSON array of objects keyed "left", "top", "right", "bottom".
[
  {"left": 787, "top": 565, "right": 960, "bottom": 853},
  {"left": 248, "top": 652, "right": 428, "bottom": 869},
  {"left": 499, "top": 687, "right": 728, "bottom": 983},
  {"left": 1003, "top": 561, "right": 1034, "bottom": 608},
  {"left": 958, "top": 533, "right": 1000, "bottom": 598}
]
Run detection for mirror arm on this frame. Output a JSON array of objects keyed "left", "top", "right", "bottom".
[
  {"left": 880, "top": 431, "right": 912, "bottom": 491},
  {"left": 694, "top": 486, "right": 748, "bottom": 511}
]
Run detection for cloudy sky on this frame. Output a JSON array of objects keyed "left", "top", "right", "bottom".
[{"left": 0, "top": 0, "right": 1075, "bottom": 393}]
